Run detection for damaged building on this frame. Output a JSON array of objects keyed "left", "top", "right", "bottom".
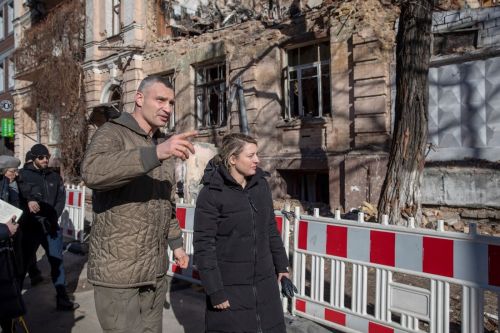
[
  {"left": 85, "top": 0, "right": 396, "bottom": 214},
  {"left": 83, "top": 0, "right": 500, "bottom": 219}
]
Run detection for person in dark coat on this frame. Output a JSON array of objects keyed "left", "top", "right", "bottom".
[
  {"left": 194, "top": 133, "right": 290, "bottom": 333},
  {"left": 0, "top": 155, "right": 25, "bottom": 333},
  {"left": 18, "top": 144, "right": 79, "bottom": 311}
]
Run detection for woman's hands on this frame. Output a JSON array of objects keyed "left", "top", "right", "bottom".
[
  {"left": 278, "top": 272, "right": 298, "bottom": 298},
  {"left": 6, "top": 216, "right": 18, "bottom": 236},
  {"left": 213, "top": 300, "right": 230, "bottom": 310},
  {"left": 277, "top": 272, "right": 290, "bottom": 282}
]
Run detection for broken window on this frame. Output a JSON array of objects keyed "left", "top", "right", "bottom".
[
  {"left": 195, "top": 62, "right": 227, "bottom": 129},
  {"left": 286, "top": 41, "right": 331, "bottom": 119},
  {"left": 162, "top": 72, "right": 176, "bottom": 132},
  {"left": 106, "top": 0, "right": 121, "bottom": 37},
  {"left": 7, "top": 1, "right": 13, "bottom": 34},
  {"left": 279, "top": 170, "right": 330, "bottom": 206},
  {"left": 0, "top": 62, "right": 4, "bottom": 92},
  {"left": 0, "top": 9, "right": 4, "bottom": 39},
  {"left": 433, "top": 29, "right": 478, "bottom": 56},
  {"left": 8, "top": 58, "right": 14, "bottom": 89}
]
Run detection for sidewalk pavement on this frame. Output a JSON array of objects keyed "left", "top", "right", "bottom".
[{"left": 10, "top": 246, "right": 334, "bottom": 333}]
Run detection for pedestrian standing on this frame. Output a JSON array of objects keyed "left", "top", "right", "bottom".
[
  {"left": 194, "top": 133, "right": 291, "bottom": 333},
  {"left": 82, "top": 76, "right": 197, "bottom": 333},
  {"left": 18, "top": 144, "right": 79, "bottom": 311}
]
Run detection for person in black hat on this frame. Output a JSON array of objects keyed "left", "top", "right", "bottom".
[{"left": 18, "top": 144, "right": 79, "bottom": 311}]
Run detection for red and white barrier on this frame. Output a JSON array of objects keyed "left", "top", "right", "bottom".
[
  {"left": 168, "top": 202, "right": 290, "bottom": 288},
  {"left": 58, "top": 184, "right": 86, "bottom": 242},
  {"left": 167, "top": 201, "right": 499, "bottom": 332},
  {"left": 290, "top": 207, "right": 500, "bottom": 333}
]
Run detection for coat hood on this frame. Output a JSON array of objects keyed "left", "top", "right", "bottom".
[{"left": 111, "top": 112, "right": 165, "bottom": 140}]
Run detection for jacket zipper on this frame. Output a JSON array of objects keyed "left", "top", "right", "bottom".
[{"left": 246, "top": 191, "right": 262, "bottom": 333}]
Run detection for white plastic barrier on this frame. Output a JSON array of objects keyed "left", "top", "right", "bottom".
[
  {"left": 288, "top": 207, "right": 500, "bottom": 333},
  {"left": 58, "top": 184, "right": 86, "bottom": 242}
]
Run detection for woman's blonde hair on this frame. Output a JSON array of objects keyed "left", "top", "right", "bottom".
[{"left": 218, "top": 133, "right": 257, "bottom": 170}]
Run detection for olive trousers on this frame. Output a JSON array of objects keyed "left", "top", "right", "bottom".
[{"left": 94, "top": 275, "right": 168, "bottom": 333}]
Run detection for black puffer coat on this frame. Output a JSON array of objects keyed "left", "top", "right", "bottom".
[{"left": 194, "top": 159, "right": 289, "bottom": 333}]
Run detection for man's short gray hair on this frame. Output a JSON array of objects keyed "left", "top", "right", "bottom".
[{"left": 137, "top": 76, "right": 173, "bottom": 93}]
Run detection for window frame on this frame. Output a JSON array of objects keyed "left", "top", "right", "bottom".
[
  {"left": 0, "top": 8, "right": 4, "bottom": 40},
  {"left": 285, "top": 40, "right": 331, "bottom": 120},
  {"left": 161, "top": 71, "right": 176, "bottom": 132},
  {"left": 194, "top": 62, "right": 227, "bottom": 129},
  {"left": 0, "top": 62, "right": 5, "bottom": 92},
  {"left": 7, "top": 58, "right": 14, "bottom": 89},
  {"left": 7, "top": 1, "right": 13, "bottom": 34}
]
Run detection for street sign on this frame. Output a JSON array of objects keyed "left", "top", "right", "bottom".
[{"left": 0, "top": 100, "right": 13, "bottom": 112}]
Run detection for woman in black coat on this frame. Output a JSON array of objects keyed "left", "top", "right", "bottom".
[{"left": 194, "top": 133, "right": 290, "bottom": 333}]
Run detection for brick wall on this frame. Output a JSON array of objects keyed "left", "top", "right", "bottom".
[{"left": 433, "top": 6, "right": 500, "bottom": 46}]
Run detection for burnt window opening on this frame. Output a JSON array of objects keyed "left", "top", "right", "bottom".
[
  {"left": 279, "top": 170, "right": 330, "bottom": 206},
  {"left": 285, "top": 41, "right": 331, "bottom": 119},
  {"left": 195, "top": 62, "right": 227, "bottom": 129},
  {"left": 433, "top": 29, "right": 478, "bottom": 56}
]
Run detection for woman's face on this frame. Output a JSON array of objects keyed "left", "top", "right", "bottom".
[
  {"left": 229, "top": 143, "right": 260, "bottom": 178},
  {"left": 4, "top": 168, "right": 18, "bottom": 182}
]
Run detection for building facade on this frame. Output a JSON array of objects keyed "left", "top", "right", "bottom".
[
  {"left": 84, "top": 0, "right": 397, "bottom": 213},
  {"left": 83, "top": 0, "right": 500, "bottom": 217},
  {"left": 0, "top": 0, "right": 15, "bottom": 155}
]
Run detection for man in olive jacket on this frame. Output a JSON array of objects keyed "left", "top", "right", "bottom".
[{"left": 82, "top": 76, "right": 197, "bottom": 333}]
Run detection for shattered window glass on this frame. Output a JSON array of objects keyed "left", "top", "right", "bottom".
[
  {"left": 286, "top": 41, "right": 330, "bottom": 119},
  {"left": 162, "top": 72, "right": 176, "bottom": 132},
  {"left": 195, "top": 63, "right": 227, "bottom": 129}
]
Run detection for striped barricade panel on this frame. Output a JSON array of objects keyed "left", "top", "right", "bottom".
[
  {"left": 58, "top": 185, "right": 86, "bottom": 242},
  {"left": 167, "top": 205, "right": 289, "bottom": 286},
  {"left": 296, "top": 218, "right": 500, "bottom": 288},
  {"left": 295, "top": 298, "right": 407, "bottom": 333},
  {"left": 293, "top": 215, "right": 500, "bottom": 333}
]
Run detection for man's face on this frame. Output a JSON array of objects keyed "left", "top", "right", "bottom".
[
  {"left": 135, "top": 82, "right": 175, "bottom": 132},
  {"left": 33, "top": 154, "right": 50, "bottom": 169}
]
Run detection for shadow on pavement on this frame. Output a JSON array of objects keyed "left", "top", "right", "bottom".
[
  {"left": 18, "top": 245, "right": 87, "bottom": 333},
  {"left": 167, "top": 278, "right": 206, "bottom": 333}
]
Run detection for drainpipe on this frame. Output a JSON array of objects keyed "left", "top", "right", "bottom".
[{"left": 236, "top": 77, "right": 249, "bottom": 135}]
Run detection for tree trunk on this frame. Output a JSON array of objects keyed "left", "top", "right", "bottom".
[{"left": 377, "top": 0, "right": 433, "bottom": 225}]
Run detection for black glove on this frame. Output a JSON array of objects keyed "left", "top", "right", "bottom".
[{"left": 280, "top": 276, "right": 298, "bottom": 298}]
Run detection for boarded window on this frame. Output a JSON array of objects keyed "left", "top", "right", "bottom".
[{"left": 428, "top": 56, "right": 500, "bottom": 161}]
